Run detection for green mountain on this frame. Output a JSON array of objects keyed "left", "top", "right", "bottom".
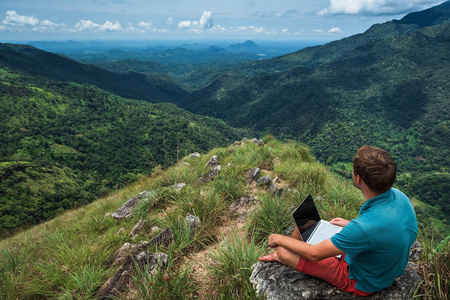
[
  {"left": 175, "top": 4, "right": 450, "bottom": 219},
  {"left": 0, "top": 43, "right": 187, "bottom": 102},
  {"left": 0, "top": 67, "right": 248, "bottom": 237}
]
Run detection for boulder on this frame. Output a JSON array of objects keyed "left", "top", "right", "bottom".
[
  {"left": 250, "top": 242, "right": 423, "bottom": 300},
  {"left": 112, "top": 191, "right": 155, "bottom": 219}
]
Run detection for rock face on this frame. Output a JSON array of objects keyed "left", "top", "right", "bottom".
[
  {"left": 250, "top": 261, "right": 421, "bottom": 300},
  {"left": 112, "top": 191, "right": 155, "bottom": 219}
]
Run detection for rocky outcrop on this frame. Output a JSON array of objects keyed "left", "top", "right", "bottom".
[
  {"left": 112, "top": 191, "right": 155, "bottom": 219},
  {"left": 98, "top": 241, "right": 168, "bottom": 299},
  {"left": 200, "top": 156, "right": 221, "bottom": 182},
  {"left": 250, "top": 242, "right": 423, "bottom": 300},
  {"left": 149, "top": 228, "right": 174, "bottom": 248}
]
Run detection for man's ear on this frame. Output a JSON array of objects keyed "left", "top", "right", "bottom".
[{"left": 354, "top": 173, "right": 362, "bottom": 185}]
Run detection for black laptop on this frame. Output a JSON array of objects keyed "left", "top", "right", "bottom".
[{"left": 292, "top": 194, "right": 342, "bottom": 244}]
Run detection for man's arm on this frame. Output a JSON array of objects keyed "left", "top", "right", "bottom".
[{"left": 268, "top": 234, "right": 345, "bottom": 262}]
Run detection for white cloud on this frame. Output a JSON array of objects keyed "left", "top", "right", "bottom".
[
  {"left": 166, "top": 17, "right": 173, "bottom": 26},
  {"left": 229, "top": 25, "right": 278, "bottom": 35},
  {"left": 328, "top": 27, "right": 342, "bottom": 33},
  {"left": 75, "top": 20, "right": 101, "bottom": 31},
  {"left": 313, "top": 29, "right": 325, "bottom": 33},
  {"left": 3, "top": 10, "right": 39, "bottom": 26},
  {"left": 254, "top": 9, "right": 302, "bottom": 18},
  {"left": 1, "top": 10, "right": 67, "bottom": 32},
  {"left": 178, "top": 11, "right": 214, "bottom": 31},
  {"left": 74, "top": 20, "right": 122, "bottom": 32},
  {"left": 100, "top": 21, "right": 122, "bottom": 31},
  {"left": 318, "top": 0, "right": 444, "bottom": 16}
]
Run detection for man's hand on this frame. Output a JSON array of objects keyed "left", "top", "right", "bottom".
[
  {"left": 268, "top": 234, "right": 283, "bottom": 248},
  {"left": 330, "top": 218, "right": 350, "bottom": 227}
]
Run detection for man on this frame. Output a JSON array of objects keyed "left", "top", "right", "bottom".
[{"left": 259, "top": 145, "right": 418, "bottom": 296}]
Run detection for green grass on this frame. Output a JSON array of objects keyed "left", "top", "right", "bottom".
[{"left": 207, "top": 226, "right": 266, "bottom": 299}]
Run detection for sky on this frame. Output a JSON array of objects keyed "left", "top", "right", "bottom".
[{"left": 0, "top": 0, "right": 446, "bottom": 42}]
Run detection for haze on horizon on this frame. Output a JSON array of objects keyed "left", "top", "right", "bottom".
[{"left": 0, "top": 0, "right": 446, "bottom": 42}]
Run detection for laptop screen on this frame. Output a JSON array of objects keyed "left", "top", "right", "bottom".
[{"left": 292, "top": 194, "right": 321, "bottom": 242}]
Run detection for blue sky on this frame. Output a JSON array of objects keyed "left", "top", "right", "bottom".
[{"left": 0, "top": 0, "right": 445, "bottom": 42}]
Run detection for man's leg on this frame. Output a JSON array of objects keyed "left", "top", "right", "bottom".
[{"left": 258, "top": 227, "right": 303, "bottom": 267}]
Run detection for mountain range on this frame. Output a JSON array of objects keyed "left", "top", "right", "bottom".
[{"left": 1, "top": 1, "right": 449, "bottom": 234}]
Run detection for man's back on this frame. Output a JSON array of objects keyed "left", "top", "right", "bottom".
[{"left": 331, "top": 188, "right": 418, "bottom": 292}]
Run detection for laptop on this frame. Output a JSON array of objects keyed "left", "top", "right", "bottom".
[{"left": 292, "top": 194, "right": 342, "bottom": 245}]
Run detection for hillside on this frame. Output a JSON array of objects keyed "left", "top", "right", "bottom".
[
  {"left": 176, "top": 7, "right": 450, "bottom": 219},
  {"left": 0, "top": 67, "right": 248, "bottom": 237},
  {"left": 1, "top": 138, "right": 448, "bottom": 299},
  {"left": 0, "top": 43, "right": 187, "bottom": 102}
]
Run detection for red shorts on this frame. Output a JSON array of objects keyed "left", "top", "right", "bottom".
[{"left": 297, "top": 254, "right": 370, "bottom": 297}]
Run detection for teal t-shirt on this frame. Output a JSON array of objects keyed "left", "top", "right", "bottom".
[{"left": 330, "top": 188, "right": 418, "bottom": 293}]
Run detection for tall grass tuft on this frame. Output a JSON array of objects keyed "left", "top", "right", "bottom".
[
  {"left": 320, "top": 182, "right": 363, "bottom": 220},
  {"left": 0, "top": 245, "right": 35, "bottom": 299},
  {"left": 207, "top": 227, "right": 265, "bottom": 299},
  {"left": 250, "top": 192, "right": 294, "bottom": 243},
  {"left": 129, "top": 256, "right": 199, "bottom": 300},
  {"left": 416, "top": 235, "right": 450, "bottom": 299}
]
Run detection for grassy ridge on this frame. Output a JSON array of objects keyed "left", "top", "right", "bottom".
[
  {"left": 0, "top": 68, "right": 248, "bottom": 237},
  {"left": 1, "top": 138, "right": 448, "bottom": 299}
]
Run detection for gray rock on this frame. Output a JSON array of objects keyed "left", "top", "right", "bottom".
[
  {"left": 257, "top": 175, "right": 272, "bottom": 186},
  {"left": 189, "top": 152, "right": 201, "bottom": 158},
  {"left": 170, "top": 183, "right": 186, "bottom": 192},
  {"left": 247, "top": 168, "right": 261, "bottom": 182},
  {"left": 269, "top": 184, "right": 285, "bottom": 197},
  {"left": 230, "top": 195, "right": 257, "bottom": 212},
  {"left": 149, "top": 228, "right": 173, "bottom": 248},
  {"left": 251, "top": 138, "right": 265, "bottom": 146},
  {"left": 186, "top": 214, "right": 201, "bottom": 236},
  {"left": 200, "top": 165, "right": 221, "bottom": 182},
  {"left": 206, "top": 155, "right": 220, "bottom": 167},
  {"left": 409, "top": 241, "right": 422, "bottom": 262},
  {"left": 129, "top": 219, "right": 147, "bottom": 238},
  {"left": 250, "top": 261, "right": 421, "bottom": 300},
  {"left": 112, "top": 191, "right": 155, "bottom": 219},
  {"left": 233, "top": 141, "right": 242, "bottom": 146},
  {"left": 98, "top": 250, "right": 168, "bottom": 299}
]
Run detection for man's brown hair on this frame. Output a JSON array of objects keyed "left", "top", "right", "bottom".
[{"left": 353, "top": 145, "right": 397, "bottom": 193}]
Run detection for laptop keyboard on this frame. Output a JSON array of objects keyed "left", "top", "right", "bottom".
[{"left": 307, "top": 221, "right": 342, "bottom": 245}]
